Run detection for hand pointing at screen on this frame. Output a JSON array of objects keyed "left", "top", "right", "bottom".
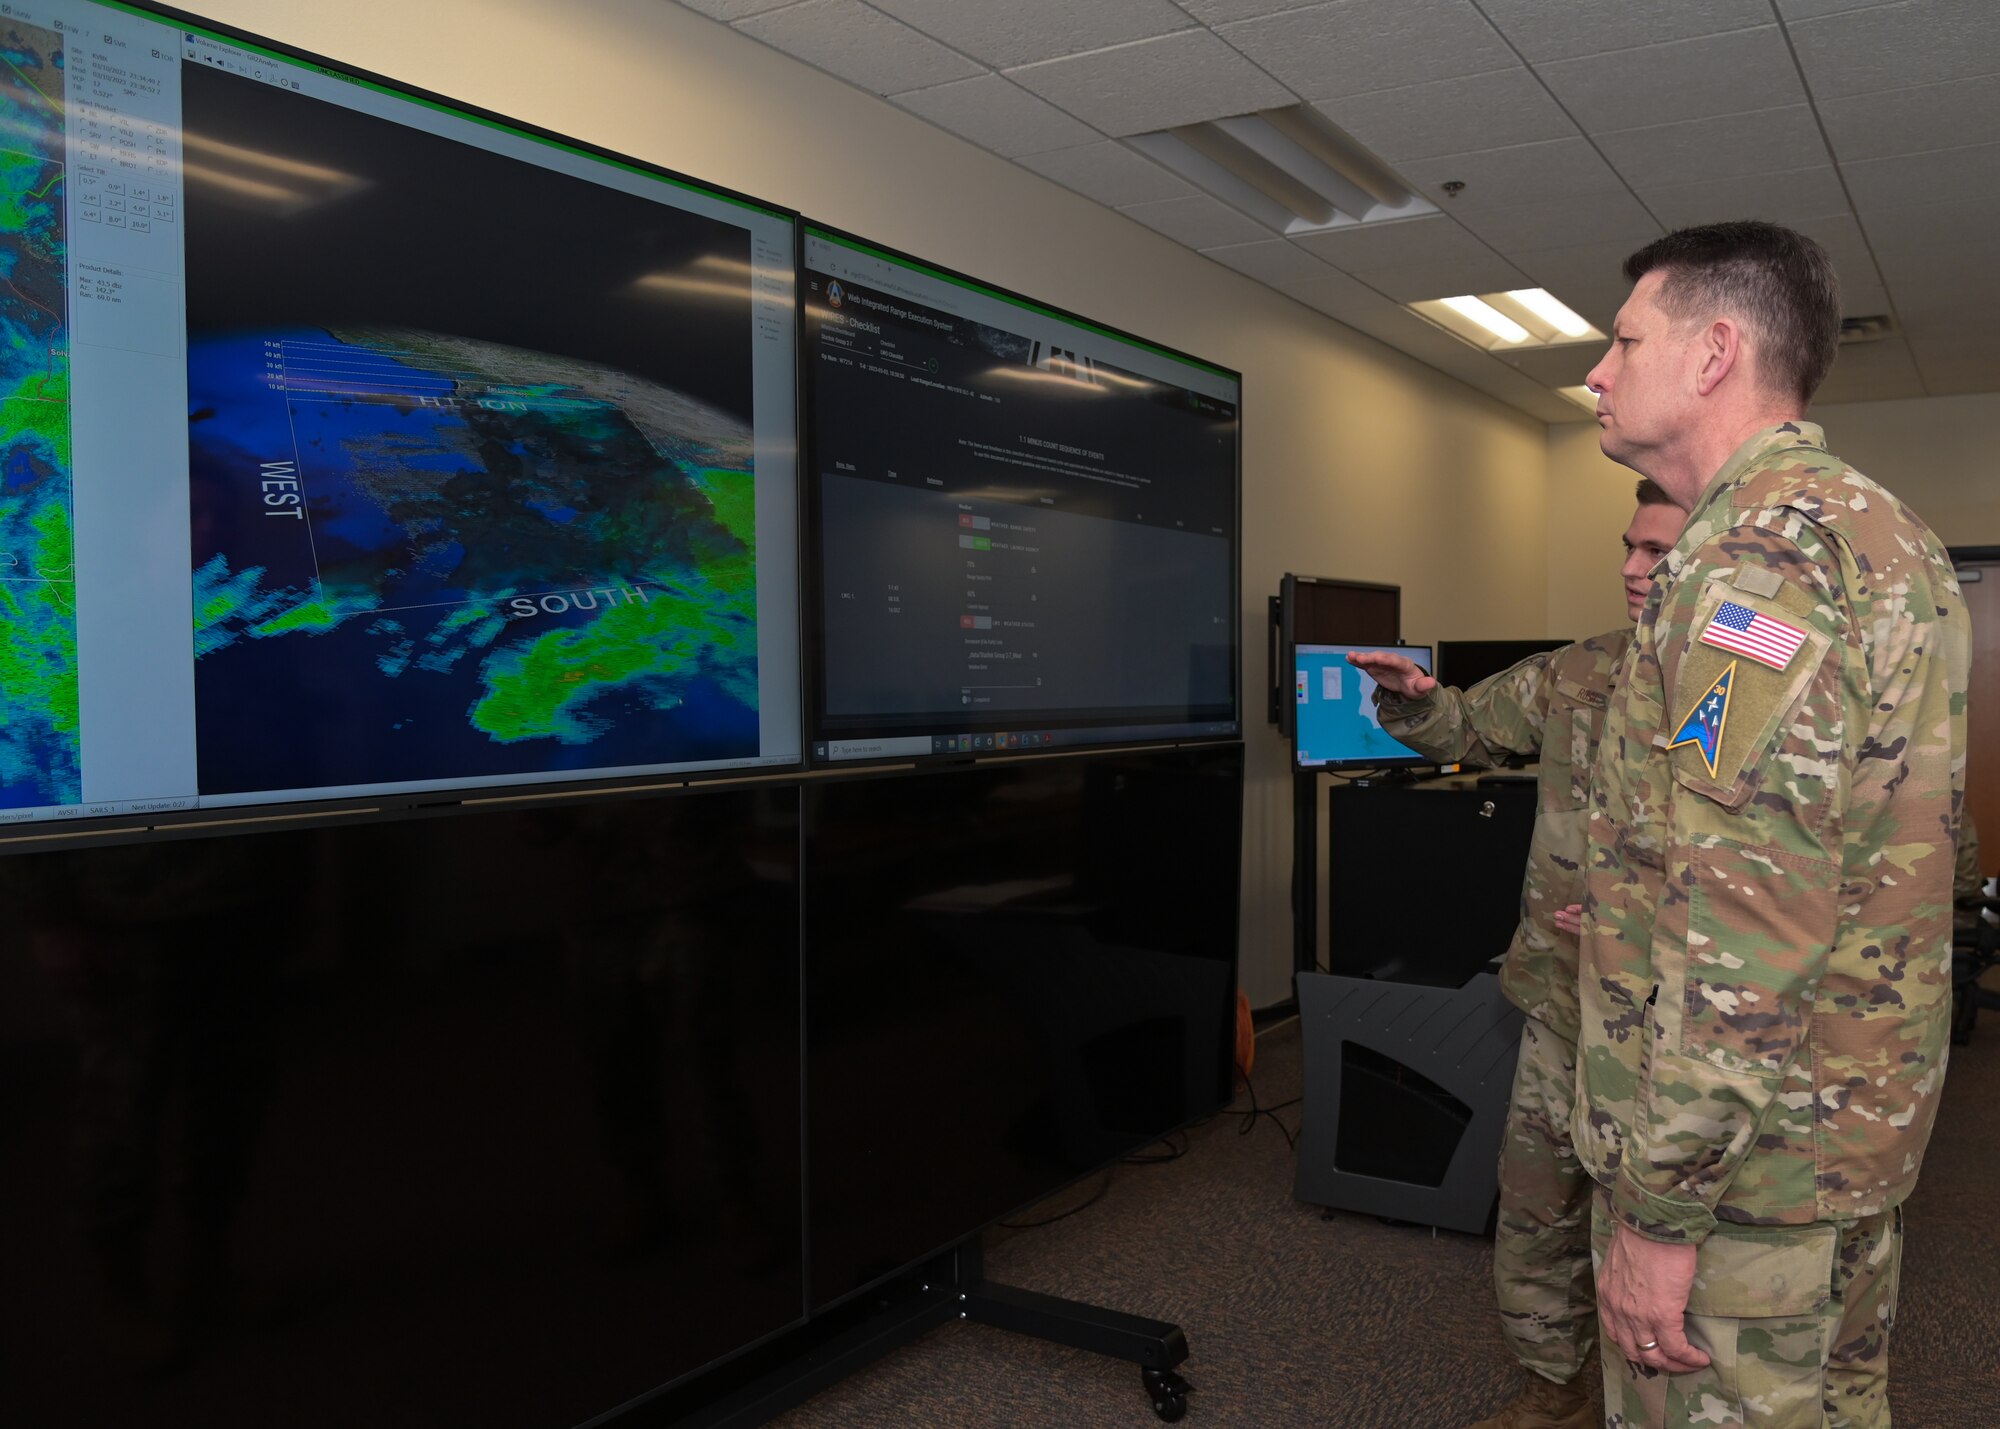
[{"left": 1345, "top": 649, "right": 1437, "bottom": 701}]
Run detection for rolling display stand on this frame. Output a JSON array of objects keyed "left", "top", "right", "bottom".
[
  {"left": 1292, "top": 781, "right": 1536, "bottom": 1234},
  {"left": 629, "top": 1238, "right": 1193, "bottom": 1426}
]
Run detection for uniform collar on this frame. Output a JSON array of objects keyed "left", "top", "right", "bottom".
[{"left": 1658, "top": 421, "right": 1827, "bottom": 585}]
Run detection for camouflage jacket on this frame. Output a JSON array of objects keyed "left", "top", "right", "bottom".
[
  {"left": 1378, "top": 631, "right": 1631, "bottom": 1039},
  {"left": 1575, "top": 422, "right": 1970, "bottom": 1243}
]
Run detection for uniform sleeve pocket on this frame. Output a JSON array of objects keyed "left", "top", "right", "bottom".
[
  {"left": 1685, "top": 1221, "right": 1835, "bottom": 1317},
  {"left": 1683, "top": 838, "right": 1837, "bottom": 1077}
]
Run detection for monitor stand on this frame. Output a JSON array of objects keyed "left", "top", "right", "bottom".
[{"left": 627, "top": 1237, "right": 1193, "bottom": 1425}]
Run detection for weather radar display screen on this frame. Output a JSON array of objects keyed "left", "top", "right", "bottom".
[
  {"left": 801, "top": 225, "right": 1240, "bottom": 764},
  {"left": 0, "top": 0, "right": 800, "bottom": 839}
]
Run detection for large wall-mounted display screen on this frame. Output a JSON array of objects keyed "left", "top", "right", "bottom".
[
  {"left": 800, "top": 225, "right": 1240, "bottom": 765},
  {"left": 0, "top": 1, "right": 800, "bottom": 842}
]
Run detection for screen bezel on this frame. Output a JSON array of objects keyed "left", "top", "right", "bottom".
[
  {"left": 1290, "top": 641, "right": 1436, "bottom": 771},
  {"left": 795, "top": 219, "right": 1243, "bottom": 773},
  {"left": 0, "top": 0, "right": 810, "bottom": 858}
]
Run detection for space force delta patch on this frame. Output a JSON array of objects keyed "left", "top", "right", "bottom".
[
  {"left": 1699, "top": 600, "right": 1808, "bottom": 670},
  {"left": 1666, "top": 662, "right": 1734, "bottom": 776}
]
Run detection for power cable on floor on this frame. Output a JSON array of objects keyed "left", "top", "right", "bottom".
[{"left": 1235, "top": 1072, "right": 1300, "bottom": 1151}]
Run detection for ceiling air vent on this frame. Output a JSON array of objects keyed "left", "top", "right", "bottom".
[
  {"left": 1125, "top": 104, "right": 1436, "bottom": 237},
  {"left": 1838, "top": 314, "right": 1895, "bottom": 344}
]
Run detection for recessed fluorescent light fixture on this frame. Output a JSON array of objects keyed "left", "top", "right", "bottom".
[
  {"left": 1409, "top": 287, "right": 1604, "bottom": 352},
  {"left": 1505, "top": 288, "right": 1592, "bottom": 338},
  {"left": 1557, "top": 385, "right": 1600, "bottom": 413},
  {"left": 1439, "top": 295, "right": 1529, "bottom": 344},
  {"left": 1125, "top": 105, "right": 1437, "bottom": 236}
]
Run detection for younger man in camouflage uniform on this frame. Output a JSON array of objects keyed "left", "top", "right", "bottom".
[
  {"left": 1351, "top": 481, "right": 1681, "bottom": 1429},
  {"left": 1576, "top": 222, "right": 1968, "bottom": 1428}
]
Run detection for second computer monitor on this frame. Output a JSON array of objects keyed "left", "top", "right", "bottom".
[
  {"left": 1293, "top": 644, "right": 1435, "bottom": 770},
  {"left": 799, "top": 224, "right": 1241, "bottom": 765}
]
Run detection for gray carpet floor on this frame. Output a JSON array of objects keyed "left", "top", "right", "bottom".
[{"left": 772, "top": 996, "right": 2000, "bottom": 1428}]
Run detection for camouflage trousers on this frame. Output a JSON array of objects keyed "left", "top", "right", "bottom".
[
  {"left": 1591, "top": 1193, "right": 1902, "bottom": 1428},
  {"left": 1494, "top": 1013, "right": 1596, "bottom": 1383}
]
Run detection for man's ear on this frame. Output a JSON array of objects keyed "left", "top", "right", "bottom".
[{"left": 1692, "top": 317, "right": 1742, "bottom": 397}]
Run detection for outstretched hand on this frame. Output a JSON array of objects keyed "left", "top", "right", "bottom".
[{"left": 1346, "top": 650, "right": 1437, "bottom": 700}]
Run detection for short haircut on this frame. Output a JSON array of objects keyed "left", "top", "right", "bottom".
[
  {"left": 1634, "top": 477, "right": 1672, "bottom": 507},
  {"left": 1622, "top": 221, "right": 1841, "bottom": 407}
]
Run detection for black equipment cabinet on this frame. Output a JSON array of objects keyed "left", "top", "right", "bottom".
[
  {"left": 1294, "top": 780, "right": 1537, "bottom": 1234},
  {"left": 1321, "top": 781, "right": 1536, "bottom": 986}
]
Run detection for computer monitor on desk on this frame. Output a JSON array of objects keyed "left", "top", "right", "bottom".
[{"left": 1292, "top": 644, "right": 1434, "bottom": 770}]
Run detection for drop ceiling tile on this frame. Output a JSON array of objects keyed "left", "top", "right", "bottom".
[
  {"left": 1347, "top": 252, "right": 1533, "bottom": 303},
  {"left": 1818, "top": 74, "right": 2000, "bottom": 163},
  {"left": 1119, "top": 193, "right": 1277, "bottom": 248},
  {"left": 1453, "top": 189, "right": 1662, "bottom": 254},
  {"left": 1841, "top": 140, "right": 2000, "bottom": 216},
  {"left": 1199, "top": 238, "right": 1343, "bottom": 287},
  {"left": 1906, "top": 336, "right": 2000, "bottom": 397},
  {"left": 867, "top": 0, "right": 1194, "bottom": 70},
  {"left": 1838, "top": 282, "right": 1893, "bottom": 322},
  {"left": 1864, "top": 211, "right": 2000, "bottom": 286},
  {"left": 1880, "top": 275, "right": 2000, "bottom": 341},
  {"left": 1176, "top": 0, "right": 1318, "bottom": 21},
  {"left": 1269, "top": 259, "right": 1412, "bottom": 326},
  {"left": 1292, "top": 214, "right": 1502, "bottom": 271},
  {"left": 892, "top": 75, "right": 1101, "bottom": 157},
  {"left": 1394, "top": 138, "right": 1628, "bottom": 213},
  {"left": 1535, "top": 27, "right": 1804, "bottom": 134},
  {"left": 1014, "top": 141, "right": 1196, "bottom": 206},
  {"left": 1810, "top": 338, "right": 1926, "bottom": 403},
  {"left": 1594, "top": 106, "right": 1829, "bottom": 191},
  {"left": 1788, "top": 2, "right": 2000, "bottom": 101},
  {"left": 1853, "top": 195, "right": 2000, "bottom": 269},
  {"left": 1214, "top": 0, "right": 1515, "bottom": 104},
  {"left": 677, "top": 0, "right": 800, "bottom": 20},
  {"left": 1473, "top": 0, "right": 1772, "bottom": 63},
  {"left": 1495, "top": 344, "right": 1602, "bottom": 386},
  {"left": 1315, "top": 68, "right": 1575, "bottom": 162},
  {"left": 1006, "top": 30, "right": 1294, "bottom": 137},
  {"left": 733, "top": 0, "right": 983, "bottom": 95},
  {"left": 1636, "top": 166, "right": 1851, "bottom": 230},
  {"left": 1774, "top": 0, "right": 1901, "bottom": 17},
  {"left": 1789, "top": 214, "right": 1885, "bottom": 290}
]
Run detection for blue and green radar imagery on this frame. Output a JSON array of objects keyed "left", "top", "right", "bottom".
[
  {"left": 0, "top": 22, "right": 76, "bottom": 811},
  {"left": 189, "top": 327, "right": 762, "bottom": 794}
]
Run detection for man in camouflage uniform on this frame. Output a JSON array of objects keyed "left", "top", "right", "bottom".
[
  {"left": 1351, "top": 481, "right": 1681, "bottom": 1429},
  {"left": 1574, "top": 222, "right": 1969, "bottom": 1429}
]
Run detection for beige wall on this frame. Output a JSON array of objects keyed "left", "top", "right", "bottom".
[
  {"left": 204, "top": 0, "right": 1552, "bottom": 1006},
  {"left": 1545, "top": 425, "right": 1655, "bottom": 639},
  {"left": 1547, "top": 390, "right": 2000, "bottom": 637},
  {"left": 1802, "top": 393, "right": 2000, "bottom": 550}
]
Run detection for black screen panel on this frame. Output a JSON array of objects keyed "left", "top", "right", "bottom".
[
  {"left": 802, "top": 745, "right": 1241, "bottom": 1307},
  {"left": 0, "top": 787, "right": 802, "bottom": 1429}
]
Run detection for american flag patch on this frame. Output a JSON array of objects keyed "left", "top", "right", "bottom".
[{"left": 1700, "top": 600, "right": 1807, "bottom": 669}]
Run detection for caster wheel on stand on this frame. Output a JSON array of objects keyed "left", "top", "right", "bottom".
[{"left": 1142, "top": 1367, "right": 1192, "bottom": 1421}]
